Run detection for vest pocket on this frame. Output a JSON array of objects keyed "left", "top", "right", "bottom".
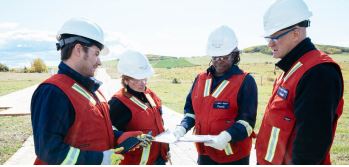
[{"left": 209, "top": 117, "right": 233, "bottom": 135}]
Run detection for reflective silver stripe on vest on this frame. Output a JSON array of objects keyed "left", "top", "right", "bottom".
[
  {"left": 96, "top": 91, "right": 106, "bottom": 103},
  {"left": 203, "top": 79, "right": 212, "bottom": 97},
  {"left": 139, "top": 143, "right": 151, "bottom": 165},
  {"left": 184, "top": 113, "right": 195, "bottom": 120},
  {"left": 284, "top": 62, "right": 303, "bottom": 82},
  {"left": 211, "top": 80, "right": 230, "bottom": 98},
  {"left": 130, "top": 96, "right": 148, "bottom": 110},
  {"left": 237, "top": 120, "right": 253, "bottom": 136},
  {"left": 145, "top": 93, "right": 157, "bottom": 107},
  {"left": 71, "top": 83, "right": 96, "bottom": 105},
  {"left": 61, "top": 147, "right": 80, "bottom": 165},
  {"left": 265, "top": 126, "right": 280, "bottom": 162},
  {"left": 224, "top": 144, "right": 234, "bottom": 155}
]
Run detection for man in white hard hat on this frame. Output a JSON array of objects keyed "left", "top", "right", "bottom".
[
  {"left": 108, "top": 50, "right": 169, "bottom": 165},
  {"left": 172, "top": 25, "right": 257, "bottom": 165},
  {"left": 31, "top": 18, "right": 124, "bottom": 165},
  {"left": 255, "top": 0, "right": 344, "bottom": 165}
]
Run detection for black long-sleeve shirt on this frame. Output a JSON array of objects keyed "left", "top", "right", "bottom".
[{"left": 275, "top": 38, "right": 343, "bottom": 164}]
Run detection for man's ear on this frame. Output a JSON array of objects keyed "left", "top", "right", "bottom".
[
  {"left": 72, "top": 43, "right": 83, "bottom": 57},
  {"left": 293, "top": 27, "right": 305, "bottom": 42}
]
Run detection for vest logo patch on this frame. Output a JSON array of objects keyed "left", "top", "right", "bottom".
[
  {"left": 213, "top": 101, "right": 230, "bottom": 109},
  {"left": 277, "top": 86, "right": 288, "bottom": 100}
]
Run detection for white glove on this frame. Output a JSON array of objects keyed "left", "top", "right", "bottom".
[
  {"left": 101, "top": 148, "right": 124, "bottom": 165},
  {"left": 204, "top": 131, "right": 232, "bottom": 150},
  {"left": 172, "top": 126, "right": 186, "bottom": 140}
]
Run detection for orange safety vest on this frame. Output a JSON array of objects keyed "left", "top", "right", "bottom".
[
  {"left": 256, "top": 50, "right": 344, "bottom": 164},
  {"left": 113, "top": 88, "right": 169, "bottom": 165},
  {"left": 191, "top": 71, "right": 253, "bottom": 163},
  {"left": 34, "top": 74, "right": 114, "bottom": 165}
]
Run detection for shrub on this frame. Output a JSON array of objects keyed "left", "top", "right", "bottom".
[
  {"left": 323, "top": 47, "right": 342, "bottom": 54},
  {"left": 172, "top": 78, "right": 181, "bottom": 84},
  {"left": 30, "top": 58, "right": 48, "bottom": 73},
  {"left": 267, "top": 77, "right": 275, "bottom": 82},
  {"left": 23, "top": 67, "right": 30, "bottom": 73},
  {"left": 0, "top": 63, "right": 9, "bottom": 72}
]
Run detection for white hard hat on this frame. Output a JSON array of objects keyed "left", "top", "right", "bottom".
[
  {"left": 57, "top": 18, "right": 109, "bottom": 55},
  {"left": 117, "top": 50, "right": 154, "bottom": 80},
  {"left": 206, "top": 25, "right": 238, "bottom": 57},
  {"left": 263, "top": 0, "right": 312, "bottom": 37}
]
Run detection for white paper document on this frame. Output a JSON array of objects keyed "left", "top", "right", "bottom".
[{"left": 153, "top": 130, "right": 215, "bottom": 143}]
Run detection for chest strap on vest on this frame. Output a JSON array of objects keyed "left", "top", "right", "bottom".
[
  {"left": 283, "top": 62, "right": 303, "bottom": 82},
  {"left": 212, "top": 80, "right": 230, "bottom": 98},
  {"left": 203, "top": 79, "right": 230, "bottom": 98},
  {"left": 71, "top": 83, "right": 96, "bottom": 105},
  {"left": 203, "top": 79, "right": 212, "bottom": 97},
  {"left": 96, "top": 91, "right": 107, "bottom": 103},
  {"left": 145, "top": 94, "right": 157, "bottom": 108},
  {"left": 130, "top": 96, "right": 148, "bottom": 110},
  {"left": 265, "top": 126, "right": 280, "bottom": 163},
  {"left": 139, "top": 143, "right": 151, "bottom": 165},
  {"left": 61, "top": 147, "right": 80, "bottom": 165}
]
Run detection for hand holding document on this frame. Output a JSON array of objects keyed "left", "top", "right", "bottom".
[{"left": 153, "top": 130, "right": 215, "bottom": 144}]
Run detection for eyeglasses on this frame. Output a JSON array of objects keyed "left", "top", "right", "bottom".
[
  {"left": 129, "top": 78, "right": 147, "bottom": 84},
  {"left": 264, "top": 27, "right": 297, "bottom": 43},
  {"left": 211, "top": 51, "right": 239, "bottom": 61},
  {"left": 212, "top": 55, "right": 231, "bottom": 61}
]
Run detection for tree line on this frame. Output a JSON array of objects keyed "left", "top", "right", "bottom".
[
  {"left": 243, "top": 44, "right": 349, "bottom": 55},
  {"left": 0, "top": 58, "right": 48, "bottom": 73}
]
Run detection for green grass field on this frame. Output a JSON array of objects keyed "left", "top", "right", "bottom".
[
  {"left": 152, "top": 57, "right": 196, "bottom": 68},
  {"left": 0, "top": 115, "right": 32, "bottom": 164},
  {"left": 0, "top": 72, "right": 50, "bottom": 96}
]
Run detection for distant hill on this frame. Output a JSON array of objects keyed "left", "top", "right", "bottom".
[
  {"left": 243, "top": 44, "right": 349, "bottom": 55},
  {"left": 146, "top": 54, "right": 197, "bottom": 68}
]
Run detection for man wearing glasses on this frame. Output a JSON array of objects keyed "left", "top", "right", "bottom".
[
  {"left": 31, "top": 18, "right": 124, "bottom": 165},
  {"left": 256, "top": 0, "right": 344, "bottom": 165},
  {"left": 172, "top": 25, "right": 257, "bottom": 165}
]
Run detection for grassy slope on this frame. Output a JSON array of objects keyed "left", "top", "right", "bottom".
[{"left": 0, "top": 72, "right": 50, "bottom": 96}]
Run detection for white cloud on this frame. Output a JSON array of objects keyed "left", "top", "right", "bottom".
[
  {"left": 0, "top": 29, "right": 56, "bottom": 52},
  {"left": 102, "top": 31, "right": 144, "bottom": 61},
  {"left": 0, "top": 22, "right": 19, "bottom": 31}
]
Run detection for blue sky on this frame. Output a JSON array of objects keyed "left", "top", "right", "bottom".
[{"left": 0, "top": 0, "right": 348, "bottom": 66}]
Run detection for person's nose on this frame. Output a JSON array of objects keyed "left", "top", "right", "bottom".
[
  {"left": 97, "top": 57, "right": 101, "bottom": 66},
  {"left": 141, "top": 79, "right": 147, "bottom": 85}
]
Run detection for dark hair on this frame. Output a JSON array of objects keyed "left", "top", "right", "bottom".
[
  {"left": 229, "top": 49, "right": 240, "bottom": 65},
  {"left": 121, "top": 75, "right": 132, "bottom": 88},
  {"left": 59, "top": 34, "right": 103, "bottom": 61}
]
